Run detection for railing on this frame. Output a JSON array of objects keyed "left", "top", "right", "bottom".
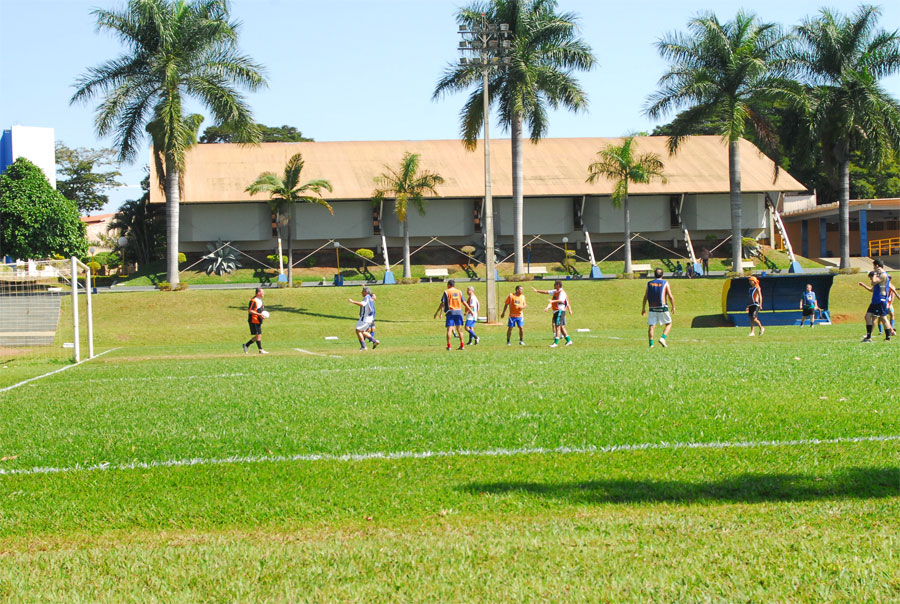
[{"left": 869, "top": 237, "right": 900, "bottom": 257}]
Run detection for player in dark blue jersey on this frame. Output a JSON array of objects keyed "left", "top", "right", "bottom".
[
  {"left": 858, "top": 259, "right": 892, "bottom": 342},
  {"left": 641, "top": 268, "right": 675, "bottom": 348},
  {"left": 799, "top": 284, "right": 820, "bottom": 327}
]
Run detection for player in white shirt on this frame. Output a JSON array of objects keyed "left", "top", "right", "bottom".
[
  {"left": 464, "top": 286, "right": 480, "bottom": 345},
  {"left": 533, "top": 281, "right": 573, "bottom": 347}
]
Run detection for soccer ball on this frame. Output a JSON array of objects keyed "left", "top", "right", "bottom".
[{"left": 261, "top": 310, "right": 270, "bottom": 319}]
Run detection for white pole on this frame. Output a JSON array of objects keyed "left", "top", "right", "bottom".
[
  {"left": 584, "top": 230, "right": 598, "bottom": 266},
  {"left": 71, "top": 256, "right": 80, "bottom": 363},
  {"left": 381, "top": 234, "right": 390, "bottom": 270},
  {"left": 85, "top": 265, "right": 94, "bottom": 359}
]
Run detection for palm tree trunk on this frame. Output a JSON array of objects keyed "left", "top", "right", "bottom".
[
  {"left": 836, "top": 141, "right": 851, "bottom": 269},
  {"left": 164, "top": 154, "right": 180, "bottom": 285},
  {"left": 623, "top": 194, "right": 632, "bottom": 274},
  {"left": 728, "top": 139, "right": 743, "bottom": 273},
  {"left": 287, "top": 206, "right": 294, "bottom": 288},
  {"left": 512, "top": 113, "right": 525, "bottom": 275},
  {"left": 402, "top": 219, "right": 411, "bottom": 279}
]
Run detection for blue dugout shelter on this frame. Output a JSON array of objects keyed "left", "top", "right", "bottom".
[{"left": 723, "top": 274, "right": 834, "bottom": 327}]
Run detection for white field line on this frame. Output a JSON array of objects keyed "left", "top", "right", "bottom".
[
  {"left": 0, "top": 348, "right": 119, "bottom": 394},
  {"left": 294, "top": 348, "right": 343, "bottom": 359},
  {"left": 87, "top": 372, "right": 248, "bottom": 383},
  {"left": 2, "top": 434, "right": 898, "bottom": 478}
]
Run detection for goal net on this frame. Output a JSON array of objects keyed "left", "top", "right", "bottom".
[{"left": 0, "top": 258, "right": 94, "bottom": 363}]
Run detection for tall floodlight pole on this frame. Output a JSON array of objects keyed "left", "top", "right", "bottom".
[{"left": 458, "top": 15, "right": 510, "bottom": 323}]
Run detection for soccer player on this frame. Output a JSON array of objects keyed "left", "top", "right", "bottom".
[
  {"left": 641, "top": 268, "right": 675, "bottom": 348},
  {"left": 433, "top": 280, "right": 473, "bottom": 350},
  {"left": 799, "top": 283, "right": 820, "bottom": 327},
  {"left": 349, "top": 287, "right": 379, "bottom": 351},
  {"left": 746, "top": 275, "right": 764, "bottom": 337},
  {"left": 533, "top": 281, "right": 573, "bottom": 347},
  {"left": 500, "top": 285, "right": 527, "bottom": 346},
  {"left": 243, "top": 287, "right": 268, "bottom": 354},
  {"left": 464, "top": 286, "right": 480, "bottom": 345},
  {"left": 858, "top": 260, "right": 892, "bottom": 342}
]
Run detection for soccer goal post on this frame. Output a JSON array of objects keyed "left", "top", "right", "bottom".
[{"left": 0, "top": 257, "right": 94, "bottom": 363}]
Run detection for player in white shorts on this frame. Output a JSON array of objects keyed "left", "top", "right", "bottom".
[{"left": 641, "top": 268, "right": 675, "bottom": 348}]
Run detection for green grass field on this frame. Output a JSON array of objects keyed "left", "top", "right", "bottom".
[{"left": 1, "top": 276, "right": 898, "bottom": 602}]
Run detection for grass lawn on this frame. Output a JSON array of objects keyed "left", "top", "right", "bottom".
[{"left": 0, "top": 276, "right": 897, "bottom": 602}]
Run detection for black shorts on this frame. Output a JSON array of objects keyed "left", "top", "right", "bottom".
[
  {"left": 248, "top": 321, "right": 262, "bottom": 336},
  {"left": 867, "top": 302, "right": 888, "bottom": 317},
  {"left": 747, "top": 304, "right": 759, "bottom": 320},
  {"left": 552, "top": 310, "right": 567, "bottom": 326},
  {"left": 802, "top": 307, "right": 815, "bottom": 317}
]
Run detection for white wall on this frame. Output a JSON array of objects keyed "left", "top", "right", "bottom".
[
  {"left": 382, "top": 198, "right": 473, "bottom": 237},
  {"left": 294, "top": 200, "right": 372, "bottom": 240},
  {"left": 680, "top": 193, "right": 766, "bottom": 232},
  {"left": 10, "top": 126, "right": 56, "bottom": 188},
  {"left": 583, "top": 195, "right": 671, "bottom": 233},
  {"left": 180, "top": 203, "right": 271, "bottom": 242},
  {"left": 495, "top": 197, "right": 573, "bottom": 236}
]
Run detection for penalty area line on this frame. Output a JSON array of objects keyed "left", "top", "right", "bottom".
[
  {"left": 2, "top": 434, "right": 899, "bottom": 478},
  {"left": 294, "top": 348, "right": 343, "bottom": 359},
  {"left": 0, "top": 348, "right": 120, "bottom": 394}
]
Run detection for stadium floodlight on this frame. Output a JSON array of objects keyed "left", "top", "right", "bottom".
[{"left": 456, "top": 13, "right": 511, "bottom": 324}]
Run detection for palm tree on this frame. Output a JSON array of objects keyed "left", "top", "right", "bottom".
[
  {"left": 791, "top": 5, "right": 900, "bottom": 268},
  {"left": 245, "top": 153, "right": 333, "bottom": 287},
  {"left": 372, "top": 153, "right": 444, "bottom": 279},
  {"left": 645, "top": 11, "right": 790, "bottom": 272},
  {"left": 434, "top": 0, "right": 595, "bottom": 274},
  {"left": 71, "top": 0, "right": 266, "bottom": 285},
  {"left": 586, "top": 137, "right": 666, "bottom": 274}
]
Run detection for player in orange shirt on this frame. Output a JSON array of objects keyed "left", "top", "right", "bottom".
[
  {"left": 433, "top": 279, "right": 473, "bottom": 350},
  {"left": 500, "top": 285, "right": 527, "bottom": 346}
]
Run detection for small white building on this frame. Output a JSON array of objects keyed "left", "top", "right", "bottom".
[
  {"left": 150, "top": 136, "right": 807, "bottom": 255},
  {"left": 0, "top": 125, "right": 56, "bottom": 189}
]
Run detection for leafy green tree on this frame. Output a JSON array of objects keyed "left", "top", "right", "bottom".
[
  {"left": 434, "top": 0, "right": 595, "bottom": 274},
  {"left": 108, "top": 174, "right": 165, "bottom": 267},
  {"left": 646, "top": 11, "right": 791, "bottom": 272},
  {"left": 372, "top": 152, "right": 444, "bottom": 279},
  {"left": 0, "top": 158, "right": 87, "bottom": 259},
  {"left": 849, "top": 150, "right": 900, "bottom": 200},
  {"left": 71, "top": 0, "right": 267, "bottom": 286},
  {"left": 200, "top": 123, "right": 313, "bottom": 143},
  {"left": 55, "top": 142, "right": 124, "bottom": 214},
  {"left": 586, "top": 137, "right": 666, "bottom": 274},
  {"left": 791, "top": 5, "right": 900, "bottom": 268},
  {"left": 245, "top": 153, "right": 333, "bottom": 287}
]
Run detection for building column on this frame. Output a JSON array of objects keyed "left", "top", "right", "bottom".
[
  {"left": 819, "top": 218, "right": 827, "bottom": 258},
  {"left": 801, "top": 220, "right": 808, "bottom": 258},
  {"left": 859, "top": 209, "right": 868, "bottom": 257}
]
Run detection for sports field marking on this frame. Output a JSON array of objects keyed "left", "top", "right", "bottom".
[
  {"left": 0, "top": 348, "right": 119, "bottom": 394},
  {"left": 2, "top": 434, "right": 897, "bottom": 478},
  {"left": 294, "top": 348, "right": 343, "bottom": 359},
  {"left": 87, "top": 372, "right": 248, "bottom": 384}
]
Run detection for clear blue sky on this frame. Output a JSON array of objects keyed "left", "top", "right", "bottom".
[{"left": 1, "top": 0, "right": 898, "bottom": 213}]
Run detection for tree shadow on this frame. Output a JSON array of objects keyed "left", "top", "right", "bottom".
[
  {"left": 462, "top": 466, "right": 899, "bottom": 505},
  {"left": 691, "top": 314, "right": 733, "bottom": 328}
]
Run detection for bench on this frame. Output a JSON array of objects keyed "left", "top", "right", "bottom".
[
  {"left": 740, "top": 261, "right": 755, "bottom": 270},
  {"left": 631, "top": 263, "right": 652, "bottom": 277},
  {"left": 424, "top": 268, "right": 449, "bottom": 281},
  {"left": 525, "top": 266, "right": 547, "bottom": 275}
]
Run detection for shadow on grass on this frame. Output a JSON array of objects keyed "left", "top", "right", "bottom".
[
  {"left": 462, "top": 467, "right": 900, "bottom": 505},
  {"left": 691, "top": 314, "right": 733, "bottom": 328}
]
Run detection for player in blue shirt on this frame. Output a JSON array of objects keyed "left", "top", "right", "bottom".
[
  {"left": 641, "top": 268, "right": 675, "bottom": 348},
  {"left": 799, "top": 284, "right": 820, "bottom": 327},
  {"left": 349, "top": 287, "right": 380, "bottom": 350},
  {"left": 857, "top": 259, "right": 891, "bottom": 342}
]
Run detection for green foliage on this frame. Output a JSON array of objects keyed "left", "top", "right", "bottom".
[
  {"left": 0, "top": 158, "right": 87, "bottom": 259},
  {"left": 108, "top": 175, "right": 165, "bottom": 267},
  {"left": 304, "top": 257, "right": 317, "bottom": 268},
  {"left": 86, "top": 261, "right": 102, "bottom": 273},
  {"left": 506, "top": 273, "right": 534, "bottom": 282},
  {"left": 202, "top": 240, "right": 241, "bottom": 275},
  {"left": 157, "top": 281, "right": 171, "bottom": 291},
  {"left": 201, "top": 123, "right": 313, "bottom": 144},
  {"left": 356, "top": 249, "right": 375, "bottom": 261},
  {"left": 55, "top": 142, "right": 123, "bottom": 214},
  {"left": 178, "top": 252, "right": 187, "bottom": 264},
  {"left": 267, "top": 254, "right": 288, "bottom": 265}
]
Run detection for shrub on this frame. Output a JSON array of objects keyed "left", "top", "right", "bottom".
[
  {"left": 829, "top": 267, "right": 860, "bottom": 275},
  {"left": 506, "top": 273, "right": 534, "bottom": 282},
  {"left": 356, "top": 248, "right": 375, "bottom": 261},
  {"left": 267, "top": 254, "right": 288, "bottom": 265},
  {"left": 304, "top": 257, "right": 317, "bottom": 268},
  {"left": 157, "top": 281, "right": 172, "bottom": 291},
  {"left": 617, "top": 273, "right": 637, "bottom": 279},
  {"left": 178, "top": 252, "right": 187, "bottom": 264},
  {"left": 398, "top": 277, "right": 420, "bottom": 284},
  {"left": 86, "top": 261, "right": 102, "bottom": 273},
  {"left": 175, "top": 282, "right": 189, "bottom": 291}
]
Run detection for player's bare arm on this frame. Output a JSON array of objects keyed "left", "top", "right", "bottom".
[
  {"left": 857, "top": 282, "right": 873, "bottom": 292},
  {"left": 641, "top": 290, "right": 648, "bottom": 316},
  {"left": 665, "top": 285, "right": 675, "bottom": 313}
]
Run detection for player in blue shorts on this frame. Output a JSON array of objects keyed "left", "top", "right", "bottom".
[
  {"left": 434, "top": 280, "right": 473, "bottom": 350},
  {"left": 464, "top": 286, "right": 480, "bottom": 345},
  {"left": 501, "top": 285, "right": 527, "bottom": 345},
  {"left": 858, "top": 259, "right": 892, "bottom": 342}
]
